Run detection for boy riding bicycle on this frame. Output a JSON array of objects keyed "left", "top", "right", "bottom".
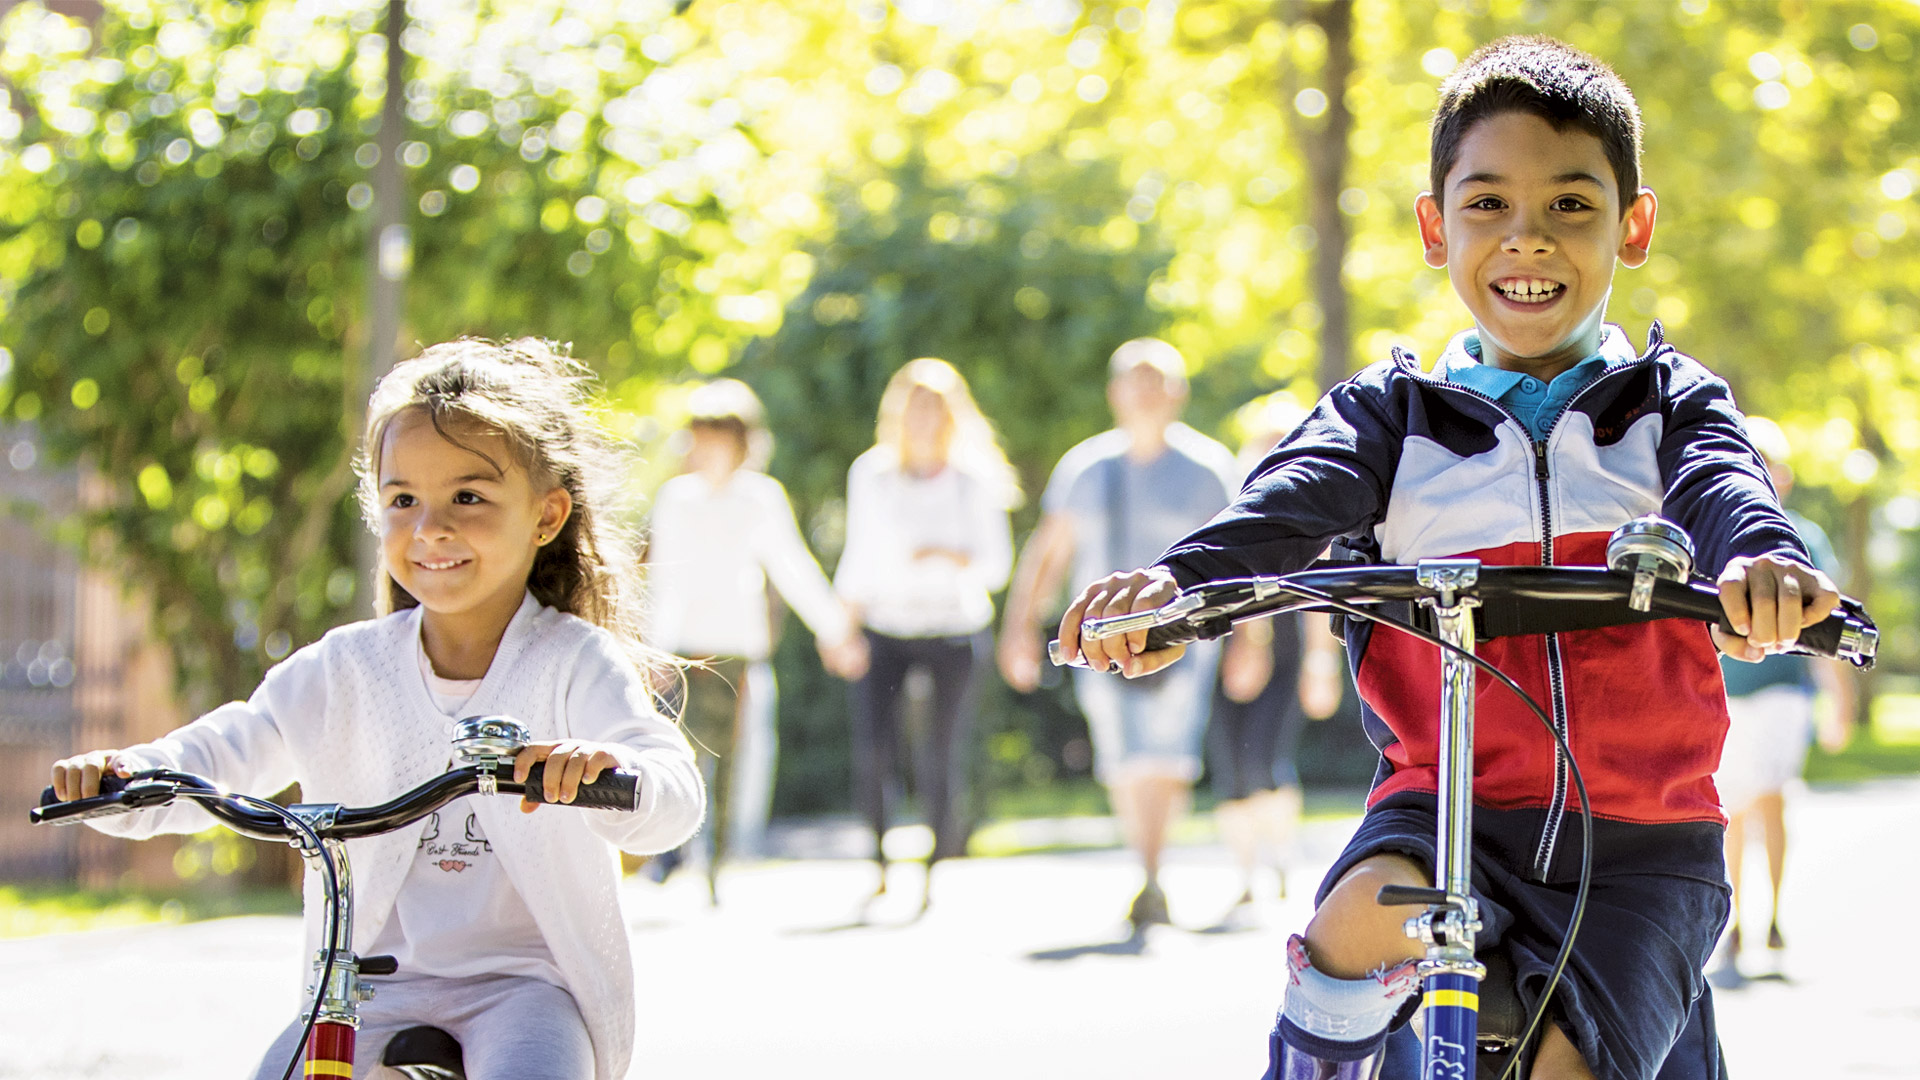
[{"left": 1055, "top": 37, "right": 1837, "bottom": 1080}]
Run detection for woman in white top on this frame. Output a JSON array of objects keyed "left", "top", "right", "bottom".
[
  {"left": 835, "top": 358, "right": 1017, "bottom": 906},
  {"left": 645, "top": 379, "right": 866, "bottom": 900}
]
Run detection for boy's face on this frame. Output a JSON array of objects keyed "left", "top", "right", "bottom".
[{"left": 1415, "top": 110, "right": 1657, "bottom": 376}]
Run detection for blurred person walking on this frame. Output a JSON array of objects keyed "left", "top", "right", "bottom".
[
  {"left": 1208, "top": 396, "right": 1346, "bottom": 923},
  {"left": 645, "top": 379, "right": 868, "bottom": 902},
  {"left": 835, "top": 359, "right": 1018, "bottom": 910},
  {"left": 1709, "top": 416, "right": 1851, "bottom": 983},
  {"left": 998, "top": 339, "right": 1238, "bottom": 930}
]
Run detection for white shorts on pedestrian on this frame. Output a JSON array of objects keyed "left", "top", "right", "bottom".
[
  {"left": 1715, "top": 684, "right": 1814, "bottom": 813},
  {"left": 1072, "top": 640, "right": 1219, "bottom": 784}
]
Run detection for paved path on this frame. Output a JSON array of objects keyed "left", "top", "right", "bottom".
[{"left": 2, "top": 779, "right": 1915, "bottom": 1078}]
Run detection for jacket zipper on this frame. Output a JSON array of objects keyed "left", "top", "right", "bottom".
[
  {"left": 1530, "top": 438, "right": 1570, "bottom": 881},
  {"left": 1394, "top": 345, "right": 1668, "bottom": 882},
  {"left": 1520, "top": 345, "right": 1673, "bottom": 880}
]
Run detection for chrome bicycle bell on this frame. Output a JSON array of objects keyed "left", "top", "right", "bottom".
[
  {"left": 452, "top": 717, "right": 530, "bottom": 795},
  {"left": 1607, "top": 515, "right": 1696, "bottom": 612}
]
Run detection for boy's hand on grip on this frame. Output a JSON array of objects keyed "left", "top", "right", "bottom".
[
  {"left": 514, "top": 741, "right": 625, "bottom": 812},
  {"left": 1057, "top": 566, "right": 1185, "bottom": 678},
  {"left": 1714, "top": 551, "right": 1839, "bottom": 662},
  {"left": 50, "top": 750, "right": 134, "bottom": 802}
]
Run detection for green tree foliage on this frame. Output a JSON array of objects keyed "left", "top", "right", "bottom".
[
  {"left": 4, "top": 0, "right": 1918, "bottom": 785},
  {"left": 0, "top": 0, "right": 795, "bottom": 703},
  {"left": 0, "top": 6, "right": 380, "bottom": 705}
]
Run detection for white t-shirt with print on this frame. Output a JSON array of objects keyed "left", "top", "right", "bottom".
[{"left": 362, "top": 636, "right": 564, "bottom": 986}]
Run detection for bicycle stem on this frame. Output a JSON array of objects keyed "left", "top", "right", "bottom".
[
  {"left": 295, "top": 818, "right": 369, "bottom": 1077},
  {"left": 1422, "top": 559, "right": 1481, "bottom": 934},
  {"left": 1410, "top": 559, "right": 1488, "bottom": 1075}
]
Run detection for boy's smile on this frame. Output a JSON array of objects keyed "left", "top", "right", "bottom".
[{"left": 1416, "top": 111, "right": 1656, "bottom": 380}]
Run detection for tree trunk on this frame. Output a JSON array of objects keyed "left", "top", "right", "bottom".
[
  {"left": 1841, "top": 493, "right": 1877, "bottom": 735},
  {"left": 353, "top": 0, "right": 410, "bottom": 613},
  {"left": 1298, "top": 0, "right": 1354, "bottom": 393}
]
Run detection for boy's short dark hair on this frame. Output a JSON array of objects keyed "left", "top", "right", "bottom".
[{"left": 1430, "top": 36, "right": 1643, "bottom": 208}]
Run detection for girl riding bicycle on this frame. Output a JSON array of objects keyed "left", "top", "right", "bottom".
[{"left": 47, "top": 339, "right": 704, "bottom": 1080}]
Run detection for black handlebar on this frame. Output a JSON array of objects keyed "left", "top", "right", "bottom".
[
  {"left": 32, "top": 761, "right": 643, "bottom": 833},
  {"left": 1051, "top": 564, "right": 1878, "bottom": 669}
]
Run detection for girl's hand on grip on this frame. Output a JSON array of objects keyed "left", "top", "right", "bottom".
[
  {"left": 50, "top": 750, "right": 133, "bottom": 802},
  {"left": 513, "top": 741, "right": 624, "bottom": 812}
]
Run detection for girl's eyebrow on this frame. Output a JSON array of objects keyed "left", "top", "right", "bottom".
[{"left": 380, "top": 471, "right": 501, "bottom": 488}]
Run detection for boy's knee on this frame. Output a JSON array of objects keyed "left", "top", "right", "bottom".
[
  {"left": 1303, "top": 853, "right": 1429, "bottom": 978},
  {"left": 1531, "top": 1020, "right": 1600, "bottom": 1080}
]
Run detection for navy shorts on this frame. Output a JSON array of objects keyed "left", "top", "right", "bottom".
[{"left": 1321, "top": 801, "right": 1729, "bottom": 1080}]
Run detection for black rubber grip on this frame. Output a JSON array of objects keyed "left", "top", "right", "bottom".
[
  {"left": 1786, "top": 611, "right": 1843, "bottom": 658},
  {"left": 516, "top": 763, "right": 641, "bottom": 812},
  {"left": 1047, "top": 619, "right": 1218, "bottom": 670},
  {"left": 1142, "top": 622, "right": 1202, "bottom": 652},
  {"left": 32, "top": 790, "right": 133, "bottom": 825},
  {"left": 32, "top": 771, "right": 154, "bottom": 825}
]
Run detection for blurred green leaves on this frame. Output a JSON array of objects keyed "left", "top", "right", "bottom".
[{"left": 3, "top": 0, "right": 1920, "bottom": 710}]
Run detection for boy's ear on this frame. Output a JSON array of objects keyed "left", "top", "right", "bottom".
[
  {"left": 1415, "top": 192, "right": 1447, "bottom": 269},
  {"left": 536, "top": 486, "right": 574, "bottom": 545},
  {"left": 1617, "top": 188, "right": 1658, "bottom": 269}
]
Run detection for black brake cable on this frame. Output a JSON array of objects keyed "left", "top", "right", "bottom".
[
  {"left": 1221, "top": 577, "right": 1592, "bottom": 1078},
  {"left": 173, "top": 786, "right": 340, "bottom": 1080}
]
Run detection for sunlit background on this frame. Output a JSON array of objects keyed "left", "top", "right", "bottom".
[{"left": 1, "top": 0, "right": 1917, "bottom": 1075}]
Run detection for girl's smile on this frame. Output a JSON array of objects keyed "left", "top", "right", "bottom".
[{"left": 415, "top": 556, "right": 472, "bottom": 570}]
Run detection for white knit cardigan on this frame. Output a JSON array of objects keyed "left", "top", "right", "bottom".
[{"left": 91, "top": 594, "right": 704, "bottom": 1080}]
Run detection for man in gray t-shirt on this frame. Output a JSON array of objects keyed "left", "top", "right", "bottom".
[{"left": 1000, "top": 338, "right": 1238, "bottom": 930}]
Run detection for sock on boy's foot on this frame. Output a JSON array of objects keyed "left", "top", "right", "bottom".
[{"left": 1262, "top": 935, "right": 1419, "bottom": 1080}]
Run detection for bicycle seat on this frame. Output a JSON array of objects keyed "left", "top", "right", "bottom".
[
  {"left": 1472, "top": 950, "right": 1532, "bottom": 1079},
  {"left": 1474, "top": 949, "right": 1524, "bottom": 1048},
  {"left": 382, "top": 1026, "right": 465, "bottom": 1080}
]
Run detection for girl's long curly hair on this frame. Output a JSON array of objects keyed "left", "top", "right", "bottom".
[{"left": 356, "top": 338, "right": 660, "bottom": 671}]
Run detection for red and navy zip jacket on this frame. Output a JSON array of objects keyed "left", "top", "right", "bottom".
[{"left": 1160, "top": 324, "right": 1808, "bottom": 881}]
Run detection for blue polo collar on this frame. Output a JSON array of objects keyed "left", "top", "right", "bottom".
[{"left": 1439, "top": 326, "right": 1637, "bottom": 440}]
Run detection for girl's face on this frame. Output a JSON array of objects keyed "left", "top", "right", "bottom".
[
  {"left": 902, "top": 385, "right": 953, "bottom": 461},
  {"left": 377, "top": 408, "right": 572, "bottom": 628}
]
